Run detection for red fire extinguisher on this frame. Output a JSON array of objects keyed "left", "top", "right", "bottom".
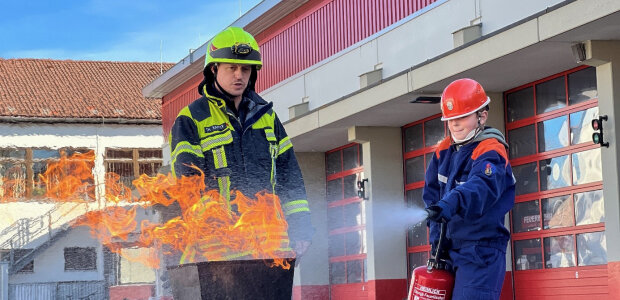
[{"left": 407, "top": 222, "right": 455, "bottom": 300}]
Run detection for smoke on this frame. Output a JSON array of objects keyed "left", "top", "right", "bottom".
[{"left": 369, "top": 198, "right": 429, "bottom": 233}]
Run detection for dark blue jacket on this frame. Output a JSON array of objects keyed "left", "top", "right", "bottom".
[{"left": 423, "top": 127, "right": 515, "bottom": 250}]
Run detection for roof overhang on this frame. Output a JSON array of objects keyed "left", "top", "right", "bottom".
[
  {"left": 285, "top": 0, "right": 620, "bottom": 152},
  {"left": 142, "top": 0, "right": 309, "bottom": 98}
]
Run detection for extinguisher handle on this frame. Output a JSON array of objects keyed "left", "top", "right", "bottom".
[{"left": 428, "top": 222, "right": 448, "bottom": 271}]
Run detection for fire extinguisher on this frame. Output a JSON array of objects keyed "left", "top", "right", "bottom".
[{"left": 407, "top": 222, "right": 455, "bottom": 300}]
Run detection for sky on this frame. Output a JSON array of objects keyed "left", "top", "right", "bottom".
[{"left": 0, "top": 0, "right": 262, "bottom": 63}]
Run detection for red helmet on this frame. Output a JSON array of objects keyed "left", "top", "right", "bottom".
[{"left": 440, "top": 78, "right": 490, "bottom": 121}]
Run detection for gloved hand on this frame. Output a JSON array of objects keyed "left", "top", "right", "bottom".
[{"left": 425, "top": 205, "right": 448, "bottom": 223}]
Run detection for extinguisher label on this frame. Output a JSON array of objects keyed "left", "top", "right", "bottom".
[{"left": 413, "top": 285, "right": 447, "bottom": 300}]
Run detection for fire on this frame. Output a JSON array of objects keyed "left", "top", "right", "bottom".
[{"left": 10, "top": 150, "right": 294, "bottom": 269}]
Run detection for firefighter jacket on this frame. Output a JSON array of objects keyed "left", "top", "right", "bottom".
[
  {"left": 423, "top": 127, "right": 515, "bottom": 250},
  {"left": 169, "top": 83, "right": 313, "bottom": 260}
]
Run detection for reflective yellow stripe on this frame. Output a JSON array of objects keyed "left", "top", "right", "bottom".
[
  {"left": 277, "top": 136, "right": 293, "bottom": 156},
  {"left": 212, "top": 146, "right": 227, "bottom": 168},
  {"left": 287, "top": 207, "right": 310, "bottom": 215},
  {"left": 171, "top": 141, "right": 204, "bottom": 159},
  {"left": 217, "top": 176, "right": 231, "bottom": 211},
  {"left": 201, "top": 131, "right": 233, "bottom": 151},
  {"left": 170, "top": 142, "right": 205, "bottom": 177},
  {"left": 283, "top": 200, "right": 310, "bottom": 215},
  {"left": 264, "top": 128, "right": 277, "bottom": 142},
  {"left": 212, "top": 146, "right": 231, "bottom": 206}
]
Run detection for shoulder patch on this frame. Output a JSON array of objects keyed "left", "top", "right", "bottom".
[
  {"left": 472, "top": 139, "right": 509, "bottom": 165},
  {"left": 435, "top": 136, "right": 452, "bottom": 158}
]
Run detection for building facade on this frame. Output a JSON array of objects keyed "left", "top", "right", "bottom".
[{"left": 144, "top": 0, "right": 620, "bottom": 299}]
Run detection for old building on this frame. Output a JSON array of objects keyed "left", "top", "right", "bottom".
[{"left": 0, "top": 58, "right": 173, "bottom": 300}]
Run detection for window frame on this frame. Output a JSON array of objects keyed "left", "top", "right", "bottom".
[
  {"left": 0, "top": 147, "right": 93, "bottom": 201},
  {"left": 104, "top": 148, "right": 163, "bottom": 187},
  {"left": 505, "top": 66, "right": 605, "bottom": 273},
  {"left": 402, "top": 113, "right": 447, "bottom": 280},
  {"left": 325, "top": 143, "right": 367, "bottom": 284}
]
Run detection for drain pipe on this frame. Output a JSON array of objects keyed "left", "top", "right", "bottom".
[{"left": 0, "top": 261, "right": 8, "bottom": 300}]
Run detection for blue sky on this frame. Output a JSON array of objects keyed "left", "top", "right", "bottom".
[{"left": 0, "top": 0, "right": 262, "bottom": 63}]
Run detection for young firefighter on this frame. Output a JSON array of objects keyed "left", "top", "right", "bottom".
[
  {"left": 423, "top": 78, "right": 515, "bottom": 299},
  {"left": 168, "top": 27, "right": 313, "bottom": 298}
]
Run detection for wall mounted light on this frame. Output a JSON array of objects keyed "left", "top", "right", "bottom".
[{"left": 357, "top": 178, "right": 369, "bottom": 200}]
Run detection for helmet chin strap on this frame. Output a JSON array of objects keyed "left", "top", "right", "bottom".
[{"left": 212, "top": 64, "right": 237, "bottom": 100}]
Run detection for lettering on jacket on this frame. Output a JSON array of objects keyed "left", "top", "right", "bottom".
[{"left": 204, "top": 123, "right": 227, "bottom": 133}]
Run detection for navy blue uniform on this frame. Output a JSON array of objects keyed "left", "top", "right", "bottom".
[{"left": 423, "top": 128, "right": 515, "bottom": 299}]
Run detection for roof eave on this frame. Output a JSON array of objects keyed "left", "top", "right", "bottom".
[{"left": 0, "top": 116, "right": 162, "bottom": 125}]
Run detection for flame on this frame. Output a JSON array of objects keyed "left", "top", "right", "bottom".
[
  {"left": 5, "top": 150, "right": 294, "bottom": 269},
  {"left": 40, "top": 150, "right": 96, "bottom": 201}
]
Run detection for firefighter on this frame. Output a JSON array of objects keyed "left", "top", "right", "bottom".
[
  {"left": 168, "top": 26, "right": 313, "bottom": 292},
  {"left": 423, "top": 78, "right": 515, "bottom": 299}
]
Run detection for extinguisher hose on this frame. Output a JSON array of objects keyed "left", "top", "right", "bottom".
[{"left": 428, "top": 222, "right": 448, "bottom": 271}]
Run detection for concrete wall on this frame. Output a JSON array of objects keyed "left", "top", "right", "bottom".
[
  {"left": 262, "top": 0, "right": 565, "bottom": 122},
  {"left": 293, "top": 152, "right": 329, "bottom": 286},
  {"left": 348, "top": 127, "right": 406, "bottom": 281}
]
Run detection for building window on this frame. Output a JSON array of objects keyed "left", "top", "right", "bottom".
[
  {"left": 1, "top": 249, "right": 34, "bottom": 273},
  {"left": 402, "top": 114, "right": 446, "bottom": 279},
  {"left": 326, "top": 143, "right": 366, "bottom": 284},
  {"left": 506, "top": 66, "right": 605, "bottom": 272},
  {"left": 0, "top": 148, "right": 93, "bottom": 201},
  {"left": 64, "top": 247, "right": 97, "bottom": 271},
  {"left": 104, "top": 148, "right": 163, "bottom": 187}
]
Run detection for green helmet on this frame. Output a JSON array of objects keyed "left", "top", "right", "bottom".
[{"left": 205, "top": 27, "right": 262, "bottom": 69}]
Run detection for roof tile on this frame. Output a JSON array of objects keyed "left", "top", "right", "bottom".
[{"left": 0, "top": 58, "right": 174, "bottom": 120}]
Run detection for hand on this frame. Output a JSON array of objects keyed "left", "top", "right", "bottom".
[
  {"left": 293, "top": 240, "right": 311, "bottom": 258},
  {"left": 425, "top": 205, "right": 447, "bottom": 223}
]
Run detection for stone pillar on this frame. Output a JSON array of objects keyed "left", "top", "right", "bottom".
[
  {"left": 582, "top": 40, "right": 620, "bottom": 295},
  {"left": 293, "top": 152, "right": 329, "bottom": 299},
  {"left": 349, "top": 126, "right": 407, "bottom": 300}
]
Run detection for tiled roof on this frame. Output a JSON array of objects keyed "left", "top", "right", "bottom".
[{"left": 0, "top": 59, "right": 175, "bottom": 120}]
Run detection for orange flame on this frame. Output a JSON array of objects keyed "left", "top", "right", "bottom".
[
  {"left": 40, "top": 150, "right": 96, "bottom": 201},
  {"left": 9, "top": 150, "right": 294, "bottom": 269}
]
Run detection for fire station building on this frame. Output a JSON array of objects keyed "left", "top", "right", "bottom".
[{"left": 143, "top": 0, "right": 620, "bottom": 299}]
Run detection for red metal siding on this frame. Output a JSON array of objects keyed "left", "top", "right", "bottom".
[
  {"left": 255, "top": 0, "right": 437, "bottom": 92},
  {"left": 161, "top": 72, "right": 202, "bottom": 136},
  {"left": 162, "top": 0, "right": 437, "bottom": 136}
]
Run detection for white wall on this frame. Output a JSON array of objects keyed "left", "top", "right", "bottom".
[
  {"left": 0, "top": 123, "right": 163, "bottom": 283},
  {"left": 9, "top": 226, "right": 103, "bottom": 284},
  {"left": 262, "top": 0, "right": 565, "bottom": 122}
]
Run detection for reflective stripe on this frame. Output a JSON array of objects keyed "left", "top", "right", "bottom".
[
  {"left": 264, "top": 128, "right": 277, "bottom": 142},
  {"left": 212, "top": 146, "right": 227, "bottom": 169},
  {"left": 277, "top": 137, "right": 293, "bottom": 156},
  {"left": 202, "top": 131, "right": 233, "bottom": 151},
  {"left": 438, "top": 174, "right": 448, "bottom": 183},
  {"left": 171, "top": 141, "right": 204, "bottom": 177},
  {"left": 171, "top": 141, "right": 204, "bottom": 159},
  {"left": 217, "top": 176, "right": 231, "bottom": 211},
  {"left": 283, "top": 200, "right": 310, "bottom": 215},
  {"left": 212, "top": 146, "right": 231, "bottom": 206}
]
